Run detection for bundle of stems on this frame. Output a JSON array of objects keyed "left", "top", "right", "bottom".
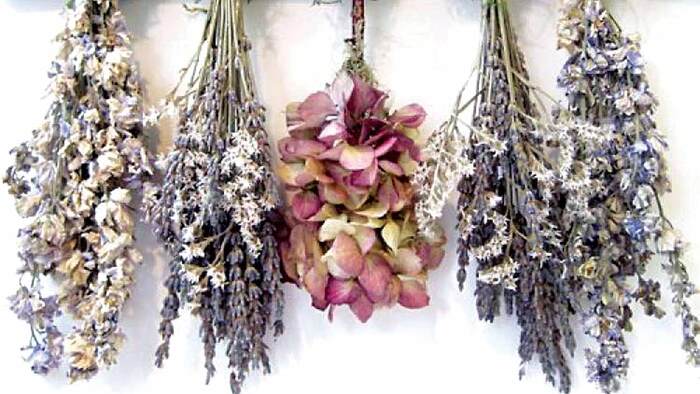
[
  {"left": 446, "top": 1, "right": 603, "bottom": 392},
  {"left": 144, "top": 1, "right": 284, "bottom": 392}
]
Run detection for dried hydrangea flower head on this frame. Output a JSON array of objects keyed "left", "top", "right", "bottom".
[
  {"left": 453, "top": 1, "right": 608, "bottom": 392},
  {"left": 558, "top": 1, "right": 700, "bottom": 392},
  {"left": 4, "top": 0, "right": 152, "bottom": 381},
  {"left": 143, "top": 1, "right": 283, "bottom": 393},
  {"left": 278, "top": 0, "right": 445, "bottom": 322}
]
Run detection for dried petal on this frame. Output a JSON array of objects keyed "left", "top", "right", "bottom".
[
  {"left": 340, "top": 145, "right": 375, "bottom": 170},
  {"left": 390, "top": 104, "right": 427, "bottom": 128},
  {"left": 324, "top": 232, "right": 364, "bottom": 279},
  {"left": 292, "top": 191, "right": 322, "bottom": 221},
  {"left": 350, "top": 293, "right": 374, "bottom": 323},
  {"left": 395, "top": 248, "right": 423, "bottom": 276},
  {"left": 359, "top": 254, "right": 392, "bottom": 302},
  {"left": 326, "top": 278, "right": 361, "bottom": 305},
  {"left": 398, "top": 279, "right": 429, "bottom": 309}
]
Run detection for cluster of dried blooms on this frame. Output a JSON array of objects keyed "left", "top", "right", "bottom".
[
  {"left": 417, "top": 0, "right": 700, "bottom": 392},
  {"left": 5, "top": 0, "right": 152, "bottom": 381},
  {"left": 558, "top": 0, "right": 700, "bottom": 392},
  {"left": 142, "top": 1, "right": 284, "bottom": 393},
  {"left": 416, "top": 1, "right": 607, "bottom": 392},
  {"left": 278, "top": 73, "right": 445, "bottom": 322},
  {"left": 278, "top": 0, "right": 445, "bottom": 322}
]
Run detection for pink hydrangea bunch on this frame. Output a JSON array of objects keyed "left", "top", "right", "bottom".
[{"left": 278, "top": 73, "right": 445, "bottom": 322}]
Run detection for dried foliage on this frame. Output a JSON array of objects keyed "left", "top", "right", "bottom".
[
  {"left": 143, "top": 1, "right": 284, "bottom": 392},
  {"left": 5, "top": 0, "right": 152, "bottom": 380}
]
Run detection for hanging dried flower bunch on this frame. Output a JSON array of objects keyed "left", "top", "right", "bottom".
[
  {"left": 5, "top": 0, "right": 152, "bottom": 381},
  {"left": 277, "top": 0, "right": 445, "bottom": 323},
  {"left": 143, "top": 0, "right": 284, "bottom": 392},
  {"left": 433, "top": 1, "right": 608, "bottom": 392},
  {"left": 558, "top": 1, "right": 700, "bottom": 392}
]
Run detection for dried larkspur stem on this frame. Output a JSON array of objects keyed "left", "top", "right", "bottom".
[
  {"left": 558, "top": 1, "right": 700, "bottom": 392},
  {"left": 5, "top": 0, "right": 152, "bottom": 381},
  {"left": 143, "top": 1, "right": 284, "bottom": 393}
]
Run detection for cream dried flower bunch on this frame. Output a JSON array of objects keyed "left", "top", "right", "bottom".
[
  {"left": 278, "top": 0, "right": 446, "bottom": 323},
  {"left": 143, "top": 0, "right": 284, "bottom": 393},
  {"left": 5, "top": 0, "right": 152, "bottom": 381}
]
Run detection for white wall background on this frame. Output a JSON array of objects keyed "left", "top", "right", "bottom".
[{"left": 0, "top": 1, "right": 698, "bottom": 393}]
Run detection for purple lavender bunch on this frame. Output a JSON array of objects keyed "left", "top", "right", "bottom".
[
  {"left": 143, "top": 1, "right": 284, "bottom": 393},
  {"left": 558, "top": 1, "right": 700, "bottom": 392},
  {"left": 452, "top": 2, "right": 603, "bottom": 392}
]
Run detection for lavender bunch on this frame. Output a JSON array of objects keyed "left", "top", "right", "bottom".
[
  {"left": 4, "top": 0, "right": 152, "bottom": 380},
  {"left": 558, "top": 1, "right": 700, "bottom": 392},
  {"left": 143, "top": 1, "right": 284, "bottom": 392},
  {"left": 451, "top": 2, "right": 606, "bottom": 392}
]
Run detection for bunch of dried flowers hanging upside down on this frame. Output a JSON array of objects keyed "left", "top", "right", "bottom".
[
  {"left": 5, "top": 0, "right": 152, "bottom": 381},
  {"left": 143, "top": 0, "right": 284, "bottom": 393},
  {"left": 446, "top": 1, "right": 608, "bottom": 392},
  {"left": 278, "top": 0, "right": 445, "bottom": 322},
  {"left": 558, "top": 1, "right": 700, "bottom": 392}
]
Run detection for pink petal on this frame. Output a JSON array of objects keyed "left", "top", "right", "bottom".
[
  {"left": 359, "top": 254, "right": 392, "bottom": 303},
  {"left": 347, "top": 76, "right": 386, "bottom": 119},
  {"left": 359, "top": 118, "right": 389, "bottom": 145},
  {"left": 319, "top": 183, "right": 348, "bottom": 205},
  {"left": 394, "top": 248, "right": 424, "bottom": 276},
  {"left": 329, "top": 73, "right": 354, "bottom": 107},
  {"left": 390, "top": 104, "right": 427, "bottom": 128},
  {"left": 416, "top": 241, "right": 445, "bottom": 271},
  {"left": 377, "top": 177, "right": 408, "bottom": 212},
  {"left": 318, "top": 121, "right": 347, "bottom": 144},
  {"left": 327, "top": 232, "right": 365, "bottom": 279},
  {"left": 392, "top": 133, "right": 417, "bottom": 153},
  {"left": 326, "top": 162, "right": 350, "bottom": 184},
  {"left": 326, "top": 278, "right": 361, "bottom": 305},
  {"left": 409, "top": 144, "right": 424, "bottom": 162},
  {"left": 364, "top": 128, "right": 393, "bottom": 146},
  {"left": 317, "top": 144, "right": 344, "bottom": 161},
  {"left": 350, "top": 293, "right": 374, "bottom": 323},
  {"left": 350, "top": 159, "right": 378, "bottom": 187},
  {"left": 398, "top": 279, "right": 430, "bottom": 309},
  {"left": 298, "top": 91, "right": 336, "bottom": 126},
  {"left": 353, "top": 226, "right": 377, "bottom": 255},
  {"left": 340, "top": 145, "right": 375, "bottom": 171},
  {"left": 292, "top": 191, "right": 322, "bottom": 221},
  {"left": 382, "top": 276, "right": 401, "bottom": 307},
  {"left": 278, "top": 137, "right": 327, "bottom": 161},
  {"left": 378, "top": 160, "right": 404, "bottom": 176},
  {"left": 304, "top": 263, "right": 329, "bottom": 308},
  {"left": 374, "top": 137, "right": 398, "bottom": 157}
]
